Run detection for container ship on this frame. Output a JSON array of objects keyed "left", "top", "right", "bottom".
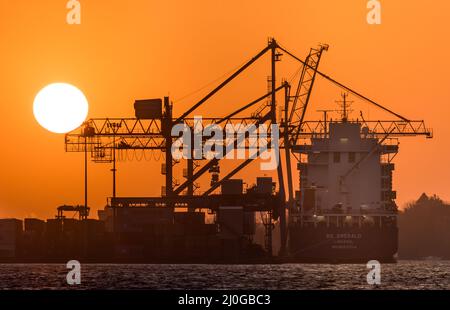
[
  {"left": 288, "top": 95, "right": 399, "bottom": 263},
  {"left": 0, "top": 39, "right": 432, "bottom": 263}
]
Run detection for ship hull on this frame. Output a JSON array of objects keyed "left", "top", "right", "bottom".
[{"left": 288, "top": 226, "right": 398, "bottom": 263}]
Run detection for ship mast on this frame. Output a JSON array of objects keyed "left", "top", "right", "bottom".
[{"left": 335, "top": 92, "right": 354, "bottom": 122}]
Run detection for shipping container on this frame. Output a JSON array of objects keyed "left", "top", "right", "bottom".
[
  {"left": 0, "top": 219, "right": 23, "bottom": 258},
  {"left": 217, "top": 206, "right": 244, "bottom": 239},
  {"left": 256, "top": 177, "right": 274, "bottom": 194},
  {"left": 24, "top": 218, "right": 45, "bottom": 234},
  {"left": 134, "top": 99, "right": 162, "bottom": 119},
  {"left": 221, "top": 179, "right": 244, "bottom": 195}
]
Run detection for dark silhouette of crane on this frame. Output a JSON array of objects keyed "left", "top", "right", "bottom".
[{"left": 64, "top": 38, "right": 432, "bottom": 256}]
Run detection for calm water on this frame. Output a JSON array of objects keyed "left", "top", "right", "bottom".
[{"left": 0, "top": 261, "right": 448, "bottom": 290}]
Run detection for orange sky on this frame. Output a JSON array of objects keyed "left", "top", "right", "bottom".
[{"left": 0, "top": 0, "right": 449, "bottom": 219}]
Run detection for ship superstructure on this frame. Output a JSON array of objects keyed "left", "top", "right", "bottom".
[{"left": 288, "top": 95, "right": 402, "bottom": 262}]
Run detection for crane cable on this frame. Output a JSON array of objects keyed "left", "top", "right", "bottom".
[
  {"left": 173, "top": 56, "right": 254, "bottom": 104},
  {"left": 276, "top": 43, "right": 410, "bottom": 122}
]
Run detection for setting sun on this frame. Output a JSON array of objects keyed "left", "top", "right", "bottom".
[{"left": 33, "top": 83, "right": 88, "bottom": 134}]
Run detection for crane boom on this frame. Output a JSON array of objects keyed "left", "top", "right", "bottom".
[{"left": 287, "top": 44, "right": 328, "bottom": 145}]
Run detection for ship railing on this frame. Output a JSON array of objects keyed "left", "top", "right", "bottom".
[{"left": 291, "top": 212, "right": 397, "bottom": 229}]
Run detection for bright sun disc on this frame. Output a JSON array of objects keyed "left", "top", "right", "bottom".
[{"left": 33, "top": 83, "right": 89, "bottom": 134}]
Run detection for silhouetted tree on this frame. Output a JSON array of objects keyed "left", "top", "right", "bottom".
[{"left": 398, "top": 193, "right": 450, "bottom": 259}]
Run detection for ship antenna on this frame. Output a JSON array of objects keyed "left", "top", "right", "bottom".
[{"left": 335, "top": 92, "right": 353, "bottom": 122}]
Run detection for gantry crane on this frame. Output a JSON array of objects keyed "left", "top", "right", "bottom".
[{"left": 65, "top": 38, "right": 432, "bottom": 256}]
